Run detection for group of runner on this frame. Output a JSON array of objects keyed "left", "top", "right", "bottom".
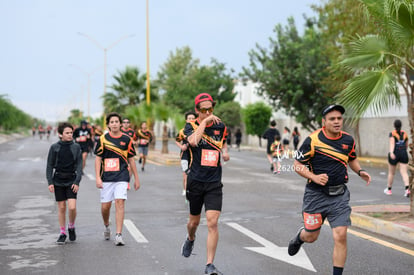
[{"left": 45, "top": 97, "right": 379, "bottom": 275}]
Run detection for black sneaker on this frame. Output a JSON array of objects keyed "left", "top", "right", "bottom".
[
  {"left": 288, "top": 227, "right": 304, "bottom": 256},
  {"left": 68, "top": 228, "right": 76, "bottom": 242},
  {"left": 141, "top": 166, "right": 144, "bottom": 172},
  {"left": 181, "top": 236, "right": 195, "bottom": 257},
  {"left": 56, "top": 234, "right": 67, "bottom": 245},
  {"left": 204, "top": 263, "right": 223, "bottom": 275}
]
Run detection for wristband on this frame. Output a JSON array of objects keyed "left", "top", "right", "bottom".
[{"left": 358, "top": 169, "right": 366, "bottom": 176}]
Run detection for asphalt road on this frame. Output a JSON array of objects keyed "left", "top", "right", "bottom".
[{"left": 0, "top": 136, "right": 413, "bottom": 275}]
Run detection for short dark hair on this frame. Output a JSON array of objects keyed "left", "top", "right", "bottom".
[
  {"left": 58, "top": 122, "right": 73, "bottom": 135},
  {"left": 270, "top": 120, "right": 276, "bottom": 127},
  {"left": 185, "top": 111, "right": 197, "bottom": 120},
  {"left": 106, "top": 112, "right": 122, "bottom": 126}
]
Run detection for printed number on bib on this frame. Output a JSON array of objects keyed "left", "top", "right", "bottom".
[
  {"left": 139, "top": 139, "right": 148, "bottom": 145},
  {"left": 79, "top": 136, "right": 87, "bottom": 142},
  {"left": 104, "top": 158, "right": 120, "bottom": 172},
  {"left": 201, "top": 149, "right": 219, "bottom": 167},
  {"left": 303, "top": 212, "right": 322, "bottom": 231}
]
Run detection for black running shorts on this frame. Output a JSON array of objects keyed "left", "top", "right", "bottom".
[
  {"left": 388, "top": 152, "right": 408, "bottom": 165},
  {"left": 54, "top": 185, "right": 77, "bottom": 201},
  {"left": 186, "top": 176, "right": 223, "bottom": 216}
]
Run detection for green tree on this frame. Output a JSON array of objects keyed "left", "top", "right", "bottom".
[
  {"left": 242, "top": 102, "right": 272, "bottom": 147},
  {"left": 157, "top": 46, "right": 235, "bottom": 113},
  {"left": 214, "top": 101, "right": 242, "bottom": 130},
  {"left": 242, "top": 17, "right": 333, "bottom": 131},
  {"left": 67, "top": 109, "right": 84, "bottom": 126},
  {"left": 337, "top": 0, "right": 414, "bottom": 213},
  {"left": 0, "top": 95, "right": 32, "bottom": 132},
  {"left": 104, "top": 66, "right": 158, "bottom": 115}
]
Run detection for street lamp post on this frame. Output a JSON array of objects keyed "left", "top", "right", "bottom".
[
  {"left": 69, "top": 64, "right": 103, "bottom": 122},
  {"left": 78, "top": 32, "right": 135, "bottom": 126}
]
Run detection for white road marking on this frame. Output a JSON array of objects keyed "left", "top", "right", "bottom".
[
  {"left": 17, "top": 145, "right": 25, "bottom": 151},
  {"left": 124, "top": 219, "right": 149, "bottom": 243},
  {"left": 226, "top": 222, "right": 316, "bottom": 272},
  {"left": 86, "top": 173, "right": 95, "bottom": 181}
]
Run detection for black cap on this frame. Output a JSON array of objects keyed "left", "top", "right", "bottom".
[{"left": 322, "top": 104, "right": 345, "bottom": 117}]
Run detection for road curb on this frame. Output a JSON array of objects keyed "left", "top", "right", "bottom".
[{"left": 350, "top": 212, "right": 414, "bottom": 245}]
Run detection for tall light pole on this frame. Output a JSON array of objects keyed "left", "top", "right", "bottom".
[
  {"left": 146, "top": 0, "right": 151, "bottom": 107},
  {"left": 69, "top": 64, "right": 102, "bottom": 122},
  {"left": 78, "top": 32, "right": 135, "bottom": 126}
]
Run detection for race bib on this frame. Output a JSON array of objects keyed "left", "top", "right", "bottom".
[
  {"left": 79, "top": 136, "right": 87, "bottom": 142},
  {"left": 139, "top": 139, "right": 148, "bottom": 145},
  {"left": 201, "top": 149, "right": 219, "bottom": 167},
  {"left": 303, "top": 212, "right": 322, "bottom": 231},
  {"left": 104, "top": 158, "right": 120, "bottom": 172}
]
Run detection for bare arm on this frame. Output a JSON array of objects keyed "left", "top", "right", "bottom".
[
  {"left": 389, "top": 137, "right": 396, "bottom": 159},
  {"left": 129, "top": 157, "right": 140, "bottom": 191},
  {"left": 349, "top": 159, "right": 371, "bottom": 185},
  {"left": 187, "top": 115, "right": 221, "bottom": 146},
  {"left": 95, "top": 156, "right": 103, "bottom": 189}
]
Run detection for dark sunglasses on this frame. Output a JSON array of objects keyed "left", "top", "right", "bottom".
[
  {"left": 199, "top": 107, "right": 213, "bottom": 114},
  {"left": 123, "top": 121, "right": 130, "bottom": 123}
]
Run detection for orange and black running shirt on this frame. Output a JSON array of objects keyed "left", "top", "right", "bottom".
[
  {"left": 390, "top": 130, "right": 408, "bottom": 152},
  {"left": 121, "top": 127, "right": 138, "bottom": 141},
  {"left": 184, "top": 120, "right": 228, "bottom": 183},
  {"left": 94, "top": 132, "right": 136, "bottom": 182},
  {"left": 176, "top": 128, "right": 190, "bottom": 161},
  {"left": 137, "top": 129, "right": 152, "bottom": 147},
  {"left": 296, "top": 127, "right": 356, "bottom": 190}
]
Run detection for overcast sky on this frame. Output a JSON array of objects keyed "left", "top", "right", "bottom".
[{"left": 1, "top": 0, "right": 319, "bottom": 122}]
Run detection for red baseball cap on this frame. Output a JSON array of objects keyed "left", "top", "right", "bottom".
[{"left": 194, "top": 93, "right": 214, "bottom": 106}]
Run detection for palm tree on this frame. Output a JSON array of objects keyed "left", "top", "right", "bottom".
[{"left": 337, "top": 0, "right": 414, "bottom": 214}]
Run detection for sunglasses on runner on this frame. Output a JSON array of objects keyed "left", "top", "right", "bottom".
[
  {"left": 123, "top": 121, "right": 130, "bottom": 123},
  {"left": 198, "top": 107, "right": 213, "bottom": 114}
]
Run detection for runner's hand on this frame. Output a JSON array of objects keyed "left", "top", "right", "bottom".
[
  {"left": 359, "top": 171, "right": 371, "bottom": 186},
  {"left": 203, "top": 114, "right": 221, "bottom": 125},
  {"left": 71, "top": 184, "right": 79, "bottom": 193},
  {"left": 311, "top": 173, "right": 329, "bottom": 186},
  {"left": 96, "top": 178, "right": 103, "bottom": 189},
  {"left": 223, "top": 152, "right": 230, "bottom": 161},
  {"left": 48, "top": 185, "right": 54, "bottom": 193},
  {"left": 134, "top": 180, "right": 140, "bottom": 191}
]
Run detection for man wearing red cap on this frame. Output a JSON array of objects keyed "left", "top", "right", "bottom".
[{"left": 181, "top": 92, "right": 229, "bottom": 275}]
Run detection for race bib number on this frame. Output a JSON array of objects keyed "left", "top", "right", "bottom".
[
  {"left": 303, "top": 212, "right": 322, "bottom": 231},
  {"left": 104, "top": 158, "right": 120, "bottom": 172},
  {"left": 201, "top": 149, "right": 219, "bottom": 167},
  {"left": 139, "top": 139, "right": 148, "bottom": 145},
  {"left": 79, "top": 136, "right": 87, "bottom": 142}
]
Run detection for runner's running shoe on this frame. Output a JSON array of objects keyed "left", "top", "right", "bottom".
[
  {"left": 384, "top": 188, "right": 392, "bottom": 195},
  {"left": 181, "top": 236, "right": 195, "bottom": 257},
  {"left": 404, "top": 189, "right": 411, "bottom": 197},
  {"left": 114, "top": 233, "right": 125, "bottom": 246},
  {"left": 288, "top": 227, "right": 304, "bottom": 256},
  {"left": 204, "top": 263, "right": 223, "bottom": 275},
  {"left": 104, "top": 226, "right": 111, "bottom": 240},
  {"left": 56, "top": 234, "right": 67, "bottom": 245},
  {"left": 68, "top": 228, "right": 76, "bottom": 241}
]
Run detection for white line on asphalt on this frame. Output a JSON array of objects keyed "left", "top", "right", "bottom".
[
  {"left": 86, "top": 173, "right": 95, "bottom": 181},
  {"left": 124, "top": 219, "right": 149, "bottom": 243},
  {"left": 17, "top": 145, "right": 24, "bottom": 151}
]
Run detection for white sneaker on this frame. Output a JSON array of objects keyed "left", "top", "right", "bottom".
[
  {"left": 114, "top": 233, "right": 125, "bottom": 246},
  {"left": 104, "top": 226, "right": 111, "bottom": 240},
  {"left": 384, "top": 188, "right": 392, "bottom": 195},
  {"left": 404, "top": 189, "right": 411, "bottom": 197}
]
